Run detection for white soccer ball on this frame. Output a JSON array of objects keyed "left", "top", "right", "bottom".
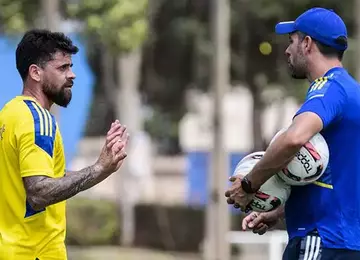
[
  {"left": 270, "top": 128, "right": 329, "bottom": 186},
  {"left": 233, "top": 151, "right": 291, "bottom": 212}
]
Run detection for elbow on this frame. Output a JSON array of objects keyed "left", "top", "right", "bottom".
[
  {"left": 27, "top": 194, "right": 47, "bottom": 211},
  {"left": 284, "top": 131, "right": 308, "bottom": 149}
]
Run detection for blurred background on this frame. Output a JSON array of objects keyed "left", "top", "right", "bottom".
[{"left": 0, "top": 0, "right": 359, "bottom": 259}]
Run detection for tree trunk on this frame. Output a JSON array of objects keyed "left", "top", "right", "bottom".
[
  {"left": 251, "top": 82, "right": 265, "bottom": 151},
  {"left": 100, "top": 47, "right": 117, "bottom": 116},
  {"left": 117, "top": 49, "right": 143, "bottom": 247}
]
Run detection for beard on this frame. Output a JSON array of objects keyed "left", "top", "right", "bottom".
[
  {"left": 288, "top": 61, "right": 307, "bottom": 79},
  {"left": 288, "top": 46, "right": 307, "bottom": 80},
  {"left": 43, "top": 81, "right": 72, "bottom": 108}
]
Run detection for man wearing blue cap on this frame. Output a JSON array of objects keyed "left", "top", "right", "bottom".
[{"left": 225, "top": 7, "right": 360, "bottom": 259}]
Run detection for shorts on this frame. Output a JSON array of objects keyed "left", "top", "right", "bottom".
[
  {"left": 282, "top": 230, "right": 360, "bottom": 260},
  {"left": 0, "top": 242, "right": 67, "bottom": 260}
]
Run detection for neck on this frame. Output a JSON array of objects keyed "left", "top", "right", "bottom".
[
  {"left": 22, "top": 85, "right": 52, "bottom": 110},
  {"left": 307, "top": 57, "right": 343, "bottom": 82}
]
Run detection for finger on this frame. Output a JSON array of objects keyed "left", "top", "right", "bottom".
[
  {"left": 107, "top": 123, "right": 122, "bottom": 138},
  {"left": 229, "top": 176, "right": 236, "bottom": 182},
  {"left": 119, "top": 126, "right": 128, "bottom": 138},
  {"left": 225, "top": 182, "right": 241, "bottom": 197},
  {"left": 242, "top": 217, "right": 250, "bottom": 231},
  {"left": 106, "top": 129, "right": 128, "bottom": 149},
  {"left": 257, "top": 226, "right": 269, "bottom": 235},
  {"left": 248, "top": 214, "right": 264, "bottom": 228},
  {"left": 106, "top": 126, "right": 127, "bottom": 144},
  {"left": 252, "top": 223, "right": 265, "bottom": 232},
  {"left": 107, "top": 136, "right": 122, "bottom": 149},
  {"left": 225, "top": 190, "right": 231, "bottom": 197},
  {"left": 254, "top": 224, "right": 269, "bottom": 235},
  {"left": 118, "top": 125, "right": 127, "bottom": 138},
  {"left": 123, "top": 133, "right": 130, "bottom": 145},
  {"left": 242, "top": 212, "right": 257, "bottom": 230},
  {"left": 227, "top": 198, "right": 235, "bottom": 204},
  {"left": 113, "top": 132, "right": 130, "bottom": 150},
  {"left": 229, "top": 176, "right": 242, "bottom": 182},
  {"left": 112, "top": 142, "right": 125, "bottom": 154},
  {"left": 114, "top": 151, "right": 127, "bottom": 162}
]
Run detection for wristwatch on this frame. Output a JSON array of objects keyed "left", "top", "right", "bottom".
[{"left": 241, "top": 176, "right": 257, "bottom": 194}]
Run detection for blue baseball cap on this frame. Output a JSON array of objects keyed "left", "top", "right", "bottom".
[{"left": 275, "top": 7, "right": 348, "bottom": 51}]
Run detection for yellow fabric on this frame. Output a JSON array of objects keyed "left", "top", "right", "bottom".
[{"left": 0, "top": 96, "right": 67, "bottom": 259}]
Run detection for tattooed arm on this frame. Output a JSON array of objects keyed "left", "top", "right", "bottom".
[
  {"left": 23, "top": 164, "right": 107, "bottom": 210},
  {"left": 23, "top": 121, "right": 129, "bottom": 210}
]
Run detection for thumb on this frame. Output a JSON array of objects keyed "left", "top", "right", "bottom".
[
  {"left": 248, "top": 213, "right": 264, "bottom": 228},
  {"left": 242, "top": 212, "right": 257, "bottom": 230}
]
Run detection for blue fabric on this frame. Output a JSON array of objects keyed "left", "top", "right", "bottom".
[
  {"left": 23, "top": 100, "right": 56, "bottom": 158},
  {"left": 275, "top": 8, "right": 348, "bottom": 50},
  {"left": 285, "top": 67, "right": 360, "bottom": 250}
]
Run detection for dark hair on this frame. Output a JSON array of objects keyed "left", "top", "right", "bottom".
[
  {"left": 296, "top": 31, "right": 345, "bottom": 61},
  {"left": 16, "top": 29, "right": 79, "bottom": 81}
]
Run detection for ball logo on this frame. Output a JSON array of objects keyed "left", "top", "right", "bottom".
[
  {"left": 251, "top": 191, "right": 281, "bottom": 211},
  {"left": 295, "top": 151, "right": 313, "bottom": 174},
  {"left": 304, "top": 142, "right": 321, "bottom": 161},
  {"left": 250, "top": 199, "right": 268, "bottom": 211},
  {"left": 282, "top": 168, "right": 301, "bottom": 181}
]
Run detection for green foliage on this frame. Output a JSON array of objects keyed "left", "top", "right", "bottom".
[
  {"left": 0, "top": 0, "right": 40, "bottom": 34},
  {"left": 67, "top": 0, "right": 149, "bottom": 53},
  {"left": 144, "top": 106, "right": 180, "bottom": 154},
  {"left": 248, "top": 0, "right": 354, "bottom": 22},
  {"left": 66, "top": 198, "right": 120, "bottom": 246}
]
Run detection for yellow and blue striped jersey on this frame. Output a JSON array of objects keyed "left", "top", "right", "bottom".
[{"left": 0, "top": 96, "right": 66, "bottom": 258}]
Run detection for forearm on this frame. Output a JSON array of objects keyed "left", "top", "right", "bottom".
[
  {"left": 24, "top": 163, "right": 108, "bottom": 210},
  {"left": 247, "top": 132, "right": 303, "bottom": 191}
]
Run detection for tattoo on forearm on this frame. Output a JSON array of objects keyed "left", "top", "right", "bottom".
[{"left": 23, "top": 164, "right": 106, "bottom": 210}]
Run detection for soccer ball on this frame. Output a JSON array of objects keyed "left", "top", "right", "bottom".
[
  {"left": 233, "top": 151, "right": 291, "bottom": 212},
  {"left": 270, "top": 128, "right": 329, "bottom": 186}
]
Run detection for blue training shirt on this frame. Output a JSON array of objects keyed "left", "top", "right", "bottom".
[{"left": 285, "top": 67, "right": 360, "bottom": 250}]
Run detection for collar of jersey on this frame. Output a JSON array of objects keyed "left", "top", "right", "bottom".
[
  {"left": 310, "top": 66, "right": 345, "bottom": 86},
  {"left": 324, "top": 66, "right": 345, "bottom": 77},
  {"left": 16, "top": 95, "right": 41, "bottom": 105}
]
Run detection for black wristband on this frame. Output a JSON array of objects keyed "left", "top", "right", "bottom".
[{"left": 241, "top": 176, "right": 257, "bottom": 194}]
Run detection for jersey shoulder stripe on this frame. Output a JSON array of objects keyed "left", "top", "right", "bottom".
[
  {"left": 23, "top": 100, "right": 57, "bottom": 157},
  {"left": 307, "top": 76, "right": 335, "bottom": 101}
]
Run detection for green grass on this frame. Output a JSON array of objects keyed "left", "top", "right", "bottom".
[{"left": 67, "top": 246, "right": 201, "bottom": 260}]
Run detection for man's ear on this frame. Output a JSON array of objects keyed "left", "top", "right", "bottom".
[
  {"left": 28, "top": 64, "right": 42, "bottom": 82},
  {"left": 303, "top": 35, "right": 314, "bottom": 54}
]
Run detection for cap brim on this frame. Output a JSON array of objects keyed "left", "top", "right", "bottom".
[{"left": 275, "top": 21, "right": 296, "bottom": 34}]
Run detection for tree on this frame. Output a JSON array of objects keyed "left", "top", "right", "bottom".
[
  {"left": 67, "top": 0, "right": 148, "bottom": 53},
  {"left": 0, "top": 0, "right": 41, "bottom": 34},
  {"left": 67, "top": 0, "right": 149, "bottom": 246},
  {"left": 66, "top": 0, "right": 148, "bottom": 138},
  {"left": 1, "top": 0, "right": 356, "bottom": 153},
  {"left": 230, "top": 0, "right": 355, "bottom": 150}
]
